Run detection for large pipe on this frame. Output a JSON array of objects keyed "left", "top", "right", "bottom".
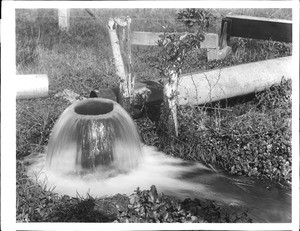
[
  {"left": 177, "top": 56, "right": 292, "bottom": 105},
  {"left": 91, "top": 56, "right": 292, "bottom": 107},
  {"left": 16, "top": 74, "right": 49, "bottom": 99}
]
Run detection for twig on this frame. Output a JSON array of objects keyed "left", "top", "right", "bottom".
[{"left": 192, "top": 105, "right": 232, "bottom": 112}]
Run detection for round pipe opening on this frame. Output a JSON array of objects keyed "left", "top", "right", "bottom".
[{"left": 75, "top": 100, "right": 114, "bottom": 115}]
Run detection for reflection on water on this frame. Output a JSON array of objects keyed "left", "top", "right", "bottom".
[{"left": 26, "top": 145, "right": 291, "bottom": 223}]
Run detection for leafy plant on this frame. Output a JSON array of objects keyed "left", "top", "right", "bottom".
[
  {"left": 120, "top": 185, "right": 252, "bottom": 223},
  {"left": 153, "top": 32, "right": 205, "bottom": 78},
  {"left": 177, "top": 9, "right": 217, "bottom": 31},
  {"left": 151, "top": 9, "right": 217, "bottom": 78},
  {"left": 149, "top": 9, "right": 214, "bottom": 136}
]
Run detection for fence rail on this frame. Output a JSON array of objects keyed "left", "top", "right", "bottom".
[{"left": 221, "top": 14, "right": 292, "bottom": 43}]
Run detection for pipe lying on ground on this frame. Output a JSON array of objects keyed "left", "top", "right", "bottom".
[
  {"left": 91, "top": 56, "right": 292, "bottom": 107},
  {"left": 177, "top": 56, "right": 292, "bottom": 105},
  {"left": 16, "top": 74, "right": 49, "bottom": 99}
]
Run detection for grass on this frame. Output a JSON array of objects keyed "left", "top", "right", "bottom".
[{"left": 16, "top": 8, "right": 292, "bottom": 222}]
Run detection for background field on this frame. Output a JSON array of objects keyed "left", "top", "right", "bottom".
[{"left": 16, "top": 8, "right": 292, "bottom": 222}]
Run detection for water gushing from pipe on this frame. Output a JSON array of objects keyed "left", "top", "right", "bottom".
[{"left": 46, "top": 98, "right": 142, "bottom": 175}]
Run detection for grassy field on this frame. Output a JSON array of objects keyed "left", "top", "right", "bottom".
[{"left": 16, "top": 8, "right": 292, "bottom": 222}]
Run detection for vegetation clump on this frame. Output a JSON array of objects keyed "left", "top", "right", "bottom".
[
  {"left": 17, "top": 166, "right": 252, "bottom": 224},
  {"left": 121, "top": 186, "right": 251, "bottom": 223},
  {"left": 139, "top": 78, "right": 292, "bottom": 187}
]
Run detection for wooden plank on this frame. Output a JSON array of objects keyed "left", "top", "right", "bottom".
[
  {"left": 131, "top": 31, "right": 219, "bottom": 48},
  {"left": 222, "top": 14, "right": 292, "bottom": 43},
  {"left": 227, "top": 14, "right": 292, "bottom": 24},
  {"left": 177, "top": 56, "right": 292, "bottom": 105},
  {"left": 131, "top": 31, "right": 162, "bottom": 46}
]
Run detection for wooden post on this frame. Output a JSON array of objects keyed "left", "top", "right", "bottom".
[
  {"left": 125, "top": 17, "right": 134, "bottom": 93},
  {"left": 163, "top": 68, "right": 179, "bottom": 137},
  {"left": 204, "top": 33, "right": 219, "bottom": 61},
  {"left": 116, "top": 17, "right": 134, "bottom": 97},
  {"left": 220, "top": 21, "right": 228, "bottom": 49},
  {"left": 216, "top": 22, "right": 232, "bottom": 60},
  {"left": 107, "top": 18, "right": 133, "bottom": 111},
  {"left": 126, "top": 18, "right": 132, "bottom": 74},
  {"left": 58, "top": 9, "right": 70, "bottom": 31}
]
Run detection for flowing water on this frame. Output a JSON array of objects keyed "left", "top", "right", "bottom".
[{"left": 25, "top": 98, "right": 291, "bottom": 223}]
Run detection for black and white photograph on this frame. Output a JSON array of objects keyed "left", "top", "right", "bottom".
[{"left": 1, "top": 1, "right": 299, "bottom": 230}]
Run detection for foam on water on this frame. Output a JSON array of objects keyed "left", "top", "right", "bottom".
[
  {"left": 25, "top": 144, "right": 291, "bottom": 222},
  {"left": 27, "top": 145, "right": 228, "bottom": 201}
]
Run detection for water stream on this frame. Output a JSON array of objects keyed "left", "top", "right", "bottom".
[
  {"left": 25, "top": 98, "right": 291, "bottom": 223},
  {"left": 26, "top": 144, "right": 291, "bottom": 223}
]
